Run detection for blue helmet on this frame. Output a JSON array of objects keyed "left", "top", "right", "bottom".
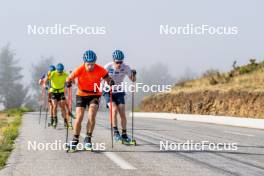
[
  {"left": 56, "top": 63, "right": 64, "bottom": 72},
  {"left": 112, "top": 50, "right": 124, "bottom": 61},
  {"left": 49, "top": 65, "right": 56, "bottom": 72},
  {"left": 83, "top": 50, "right": 97, "bottom": 63}
]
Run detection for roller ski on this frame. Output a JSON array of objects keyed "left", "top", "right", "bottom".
[
  {"left": 66, "top": 138, "right": 79, "bottom": 153},
  {"left": 84, "top": 136, "right": 93, "bottom": 151},
  {"left": 64, "top": 118, "right": 73, "bottom": 129},
  {"left": 48, "top": 117, "right": 54, "bottom": 127},
  {"left": 52, "top": 116, "right": 58, "bottom": 128},
  {"left": 121, "top": 133, "right": 136, "bottom": 146},
  {"left": 113, "top": 128, "right": 122, "bottom": 143}
]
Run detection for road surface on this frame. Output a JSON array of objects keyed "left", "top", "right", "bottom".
[{"left": 0, "top": 112, "right": 264, "bottom": 176}]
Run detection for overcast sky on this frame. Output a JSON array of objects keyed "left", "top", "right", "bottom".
[{"left": 0, "top": 0, "right": 263, "bottom": 83}]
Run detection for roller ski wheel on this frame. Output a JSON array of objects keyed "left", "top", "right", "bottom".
[{"left": 130, "top": 139, "right": 137, "bottom": 146}]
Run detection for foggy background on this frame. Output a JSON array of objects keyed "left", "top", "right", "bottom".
[{"left": 0, "top": 0, "right": 263, "bottom": 109}]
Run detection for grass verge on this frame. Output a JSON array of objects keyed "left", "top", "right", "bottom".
[{"left": 0, "top": 108, "right": 28, "bottom": 169}]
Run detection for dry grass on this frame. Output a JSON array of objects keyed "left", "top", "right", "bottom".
[{"left": 171, "top": 67, "right": 264, "bottom": 94}]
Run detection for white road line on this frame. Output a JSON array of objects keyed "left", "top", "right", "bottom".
[
  {"left": 224, "top": 131, "right": 255, "bottom": 137},
  {"left": 104, "top": 152, "right": 137, "bottom": 170},
  {"left": 58, "top": 119, "right": 136, "bottom": 170},
  {"left": 79, "top": 133, "right": 136, "bottom": 170}
]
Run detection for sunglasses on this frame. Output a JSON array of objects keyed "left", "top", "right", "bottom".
[
  {"left": 84, "top": 61, "right": 95, "bottom": 65},
  {"left": 115, "top": 61, "right": 123, "bottom": 65}
]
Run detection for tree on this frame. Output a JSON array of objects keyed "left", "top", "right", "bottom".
[
  {"left": 31, "top": 56, "right": 55, "bottom": 94},
  {"left": 0, "top": 45, "right": 28, "bottom": 109}
]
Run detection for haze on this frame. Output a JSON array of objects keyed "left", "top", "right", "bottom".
[{"left": 0, "top": 0, "right": 263, "bottom": 83}]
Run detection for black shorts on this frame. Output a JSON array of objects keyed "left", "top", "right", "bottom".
[
  {"left": 103, "top": 92, "right": 125, "bottom": 105},
  {"left": 51, "top": 93, "right": 65, "bottom": 101},
  {"left": 76, "top": 95, "right": 100, "bottom": 108},
  {"left": 48, "top": 92, "right": 52, "bottom": 103}
]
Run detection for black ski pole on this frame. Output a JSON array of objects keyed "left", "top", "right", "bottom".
[
  {"left": 131, "top": 74, "right": 136, "bottom": 145},
  {"left": 109, "top": 88, "right": 113, "bottom": 148},
  {"left": 39, "top": 86, "right": 44, "bottom": 124},
  {"left": 39, "top": 105, "right": 42, "bottom": 124},
  {"left": 44, "top": 89, "right": 48, "bottom": 129}
]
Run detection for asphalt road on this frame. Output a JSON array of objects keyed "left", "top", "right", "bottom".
[{"left": 0, "top": 112, "right": 264, "bottom": 176}]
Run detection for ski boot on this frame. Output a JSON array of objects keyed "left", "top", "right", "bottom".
[
  {"left": 84, "top": 136, "right": 92, "bottom": 151},
  {"left": 48, "top": 117, "right": 54, "bottom": 127},
  {"left": 64, "top": 118, "right": 67, "bottom": 127},
  {"left": 114, "top": 131, "right": 121, "bottom": 142},
  {"left": 121, "top": 133, "right": 136, "bottom": 145},
  {"left": 67, "top": 138, "right": 79, "bottom": 153},
  {"left": 53, "top": 116, "right": 58, "bottom": 128}
]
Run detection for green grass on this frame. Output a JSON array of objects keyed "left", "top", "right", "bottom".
[{"left": 0, "top": 108, "right": 26, "bottom": 169}]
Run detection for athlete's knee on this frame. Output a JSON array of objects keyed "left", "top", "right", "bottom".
[{"left": 89, "top": 104, "right": 98, "bottom": 111}]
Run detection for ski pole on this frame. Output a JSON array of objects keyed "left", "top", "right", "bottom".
[
  {"left": 109, "top": 87, "right": 113, "bottom": 148},
  {"left": 132, "top": 83, "right": 134, "bottom": 141},
  {"left": 39, "top": 85, "right": 45, "bottom": 124},
  {"left": 39, "top": 104, "right": 42, "bottom": 124},
  {"left": 66, "top": 87, "right": 72, "bottom": 145},
  {"left": 131, "top": 72, "right": 137, "bottom": 145},
  {"left": 44, "top": 88, "right": 48, "bottom": 129},
  {"left": 68, "top": 86, "right": 73, "bottom": 127}
]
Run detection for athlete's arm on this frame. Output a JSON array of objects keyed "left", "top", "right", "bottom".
[
  {"left": 66, "top": 67, "right": 80, "bottom": 83},
  {"left": 38, "top": 79, "right": 43, "bottom": 85},
  {"left": 103, "top": 73, "right": 115, "bottom": 86},
  {"left": 127, "top": 66, "right": 136, "bottom": 82}
]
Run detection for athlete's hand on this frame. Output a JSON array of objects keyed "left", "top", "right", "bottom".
[
  {"left": 131, "top": 69, "right": 137, "bottom": 82},
  {"left": 131, "top": 69, "right": 137, "bottom": 76},
  {"left": 66, "top": 81, "right": 72, "bottom": 88},
  {"left": 109, "top": 79, "right": 115, "bottom": 86}
]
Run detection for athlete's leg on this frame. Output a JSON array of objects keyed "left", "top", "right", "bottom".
[
  {"left": 59, "top": 100, "right": 67, "bottom": 121},
  {"left": 48, "top": 92, "right": 53, "bottom": 117},
  {"left": 74, "top": 107, "right": 85, "bottom": 135},
  {"left": 52, "top": 99, "right": 58, "bottom": 118},
  {"left": 117, "top": 104, "right": 127, "bottom": 130},
  {"left": 64, "top": 100, "right": 71, "bottom": 116},
  {"left": 107, "top": 102, "right": 118, "bottom": 127},
  {"left": 68, "top": 106, "right": 84, "bottom": 150},
  {"left": 86, "top": 103, "right": 98, "bottom": 135}
]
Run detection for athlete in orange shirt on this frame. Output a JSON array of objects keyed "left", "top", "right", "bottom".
[{"left": 66, "top": 50, "right": 114, "bottom": 152}]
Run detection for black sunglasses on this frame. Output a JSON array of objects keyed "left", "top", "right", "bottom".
[{"left": 115, "top": 61, "right": 123, "bottom": 64}]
